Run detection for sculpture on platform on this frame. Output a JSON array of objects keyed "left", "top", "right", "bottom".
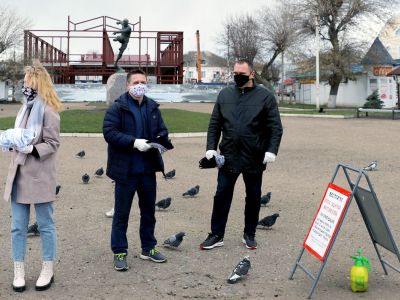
[{"left": 113, "top": 19, "right": 132, "bottom": 69}]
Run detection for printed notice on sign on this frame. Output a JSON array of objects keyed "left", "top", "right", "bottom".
[{"left": 304, "top": 183, "right": 351, "bottom": 261}]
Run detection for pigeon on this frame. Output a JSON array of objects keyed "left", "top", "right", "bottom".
[
  {"left": 182, "top": 185, "right": 200, "bottom": 197},
  {"left": 260, "top": 192, "right": 271, "bottom": 206},
  {"left": 155, "top": 197, "right": 172, "bottom": 210},
  {"left": 76, "top": 150, "right": 85, "bottom": 158},
  {"left": 163, "top": 169, "right": 176, "bottom": 179},
  {"left": 82, "top": 173, "right": 90, "bottom": 184},
  {"left": 95, "top": 167, "right": 104, "bottom": 177},
  {"left": 56, "top": 185, "right": 61, "bottom": 195},
  {"left": 27, "top": 222, "right": 40, "bottom": 236},
  {"left": 163, "top": 232, "right": 186, "bottom": 248},
  {"left": 258, "top": 213, "right": 279, "bottom": 228},
  {"left": 363, "top": 160, "right": 377, "bottom": 171},
  {"left": 227, "top": 256, "right": 251, "bottom": 284}
]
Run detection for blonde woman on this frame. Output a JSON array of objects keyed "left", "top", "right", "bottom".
[{"left": 3, "top": 60, "right": 62, "bottom": 292}]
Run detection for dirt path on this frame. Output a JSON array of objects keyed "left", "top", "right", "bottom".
[{"left": 0, "top": 117, "right": 399, "bottom": 299}]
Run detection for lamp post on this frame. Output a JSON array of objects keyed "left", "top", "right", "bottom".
[{"left": 315, "top": 14, "right": 320, "bottom": 111}]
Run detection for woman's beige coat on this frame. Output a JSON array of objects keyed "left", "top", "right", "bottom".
[{"left": 3, "top": 104, "right": 60, "bottom": 204}]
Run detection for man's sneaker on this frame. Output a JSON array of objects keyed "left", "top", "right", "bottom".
[
  {"left": 140, "top": 248, "right": 167, "bottom": 263},
  {"left": 200, "top": 233, "right": 224, "bottom": 250},
  {"left": 105, "top": 208, "right": 114, "bottom": 218},
  {"left": 242, "top": 233, "right": 257, "bottom": 250},
  {"left": 113, "top": 253, "right": 128, "bottom": 271}
]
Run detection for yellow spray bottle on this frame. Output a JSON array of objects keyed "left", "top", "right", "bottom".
[{"left": 350, "top": 248, "right": 371, "bottom": 292}]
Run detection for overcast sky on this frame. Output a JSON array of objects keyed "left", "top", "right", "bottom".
[{"left": 2, "top": 0, "right": 277, "bottom": 59}]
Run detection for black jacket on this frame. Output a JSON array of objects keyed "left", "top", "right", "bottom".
[
  {"left": 103, "top": 92, "right": 171, "bottom": 183},
  {"left": 207, "top": 83, "right": 283, "bottom": 173}
]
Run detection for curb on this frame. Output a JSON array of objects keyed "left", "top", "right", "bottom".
[
  {"left": 60, "top": 132, "right": 207, "bottom": 138},
  {"left": 280, "top": 113, "right": 352, "bottom": 119}
]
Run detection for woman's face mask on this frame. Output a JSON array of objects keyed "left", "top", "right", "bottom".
[{"left": 21, "top": 86, "right": 38, "bottom": 102}]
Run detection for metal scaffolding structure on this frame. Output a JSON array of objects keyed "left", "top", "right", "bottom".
[{"left": 24, "top": 16, "right": 184, "bottom": 84}]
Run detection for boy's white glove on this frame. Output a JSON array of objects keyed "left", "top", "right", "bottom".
[{"left": 134, "top": 139, "right": 151, "bottom": 152}]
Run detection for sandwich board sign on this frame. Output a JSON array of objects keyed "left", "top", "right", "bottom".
[
  {"left": 303, "top": 183, "right": 351, "bottom": 261},
  {"left": 289, "top": 164, "right": 400, "bottom": 299}
]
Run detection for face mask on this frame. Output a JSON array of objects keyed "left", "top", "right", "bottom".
[
  {"left": 129, "top": 83, "right": 148, "bottom": 98},
  {"left": 234, "top": 74, "right": 250, "bottom": 87},
  {"left": 21, "top": 86, "right": 38, "bottom": 102}
]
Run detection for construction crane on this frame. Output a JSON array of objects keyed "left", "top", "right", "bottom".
[{"left": 196, "top": 30, "right": 202, "bottom": 83}]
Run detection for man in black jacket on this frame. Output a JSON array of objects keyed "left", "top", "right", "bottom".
[
  {"left": 103, "top": 69, "right": 172, "bottom": 271},
  {"left": 200, "top": 59, "right": 283, "bottom": 250}
]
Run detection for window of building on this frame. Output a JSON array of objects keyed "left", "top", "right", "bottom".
[
  {"left": 201, "top": 71, "right": 206, "bottom": 78},
  {"left": 396, "top": 28, "right": 400, "bottom": 37},
  {"left": 188, "top": 71, "right": 193, "bottom": 78}
]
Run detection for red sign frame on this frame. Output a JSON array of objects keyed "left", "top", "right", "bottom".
[{"left": 303, "top": 183, "right": 352, "bottom": 261}]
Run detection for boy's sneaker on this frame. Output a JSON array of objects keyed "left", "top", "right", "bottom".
[
  {"left": 114, "top": 253, "right": 128, "bottom": 271},
  {"left": 140, "top": 248, "right": 167, "bottom": 263},
  {"left": 200, "top": 233, "right": 224, "bottom": 250},
  {"left": 242, "top": 233, "right": 257, "bottom": 250}
]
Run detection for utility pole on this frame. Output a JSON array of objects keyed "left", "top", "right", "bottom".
[
  {"left": 315, "top": 14, "right": 320, "bottom": 111},
  {"left": 196, "top": 30, "right": 202, "bottom": 83},
  {"left": 280, "top": 51, "right": 284, "bottom": 103},
  {"left": 227, "top": 25, "right": 230, "bottom": 85}
]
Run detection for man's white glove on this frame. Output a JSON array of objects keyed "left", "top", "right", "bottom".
[
  {"left": 263, "top": 152, "right": 276, "bottom": 164},
  {"left": 17, "top": 145, "right": 33, "bottom": 154},
  {"left": 134, "top": 139, "right": 151, "bottom": 152},
  {"left": 206, "top": 150, "right": 218, "bottom": 160}
]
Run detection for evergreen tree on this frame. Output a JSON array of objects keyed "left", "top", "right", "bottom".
[{"left": 363, "top": 90, "right": 384, "bottom": 109}]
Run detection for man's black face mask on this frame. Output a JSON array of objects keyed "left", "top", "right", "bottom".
[{"left": 234, "top": 74, "right": 250, "bottom": 87}]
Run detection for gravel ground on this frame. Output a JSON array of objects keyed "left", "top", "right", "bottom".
[{"left": 0, "top": 116, "right": 400, "bottom": 299}]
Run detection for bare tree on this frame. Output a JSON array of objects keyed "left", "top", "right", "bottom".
[
  {"left": 257, "top": 3, "right": 299, "bottom": 86},
  {"left": 0, "top": 55, "right": 24, "bottom": 101},
  {"left": 0, "top": 5, "right": 31, "bottom": 55},
  {"left": 217, "top": 2, "right": 299, "bottom": 91},
  {"left": 294, "top": 0, "right": 400, "bottom": 108},
  {"left": 219, "top": 13, "right": 261, "bottom": 65}
]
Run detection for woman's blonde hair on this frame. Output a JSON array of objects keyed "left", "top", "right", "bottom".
[{"left": 24, "top": 59, "right": 63, "bottom": 112}]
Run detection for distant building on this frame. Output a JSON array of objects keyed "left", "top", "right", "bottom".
[
  {"left": 75, "top": 53, "right": 151, "bottom": 83},
  {"left": 183, "top": 51, "right": 228, "bottom": 83}
]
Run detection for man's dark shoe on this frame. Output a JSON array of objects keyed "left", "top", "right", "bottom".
[
  {"left": 242, "top": 233, "right": 257, "bottom": 250},
  {"left": 140, "top": 248, "right": 167, "bottom": 263},
  {"left": 200, "top": 233, "right": 224, "bottom": 250},
  {"left": 27, "top": 222, "right": 40, "bottom": 237},
  {"left": 114, "top": 253, "right": 128, "bottom": 271}
]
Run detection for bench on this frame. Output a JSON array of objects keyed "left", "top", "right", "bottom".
[{"left": 356, "top": 108, "right": 400, "bottom": 120}]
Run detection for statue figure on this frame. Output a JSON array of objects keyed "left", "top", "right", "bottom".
[{"left": 113, "top": 19, "right": 132, "bottom": 69}]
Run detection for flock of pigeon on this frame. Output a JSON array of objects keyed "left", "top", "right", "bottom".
[{"left": 33, "top": 149, "right": 383, "bottom": 285}]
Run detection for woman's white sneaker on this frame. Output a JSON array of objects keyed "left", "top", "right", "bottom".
[
  {"left": 13, "top": 261, "right": 25, "bottom": 292},
  {"left": 35, "top": 261, "right": 54, "bottom": 291}
]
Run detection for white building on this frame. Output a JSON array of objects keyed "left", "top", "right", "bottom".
[
  {"left": 0, "top": 81, "right": 8, "bottom": 100},
  {"left": 183, "top": 51, "right": 228, "bottom": 83}
]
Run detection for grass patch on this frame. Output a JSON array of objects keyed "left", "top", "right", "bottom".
[{"left": 0, "top": 108, "right": 211, "bottom": 133}]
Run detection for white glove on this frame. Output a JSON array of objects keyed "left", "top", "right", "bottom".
[
  {"left": 17, "top": 145, "right": 33, "bottom": 154},
  {"left": 206, "top": 150, "right": 217, "bottom": 160},
  {"left": 134, "top": 139, "right": 151, "bottom": 152},
  {"left": 263, "top": 152, "right": 276, "bottom": 164}
]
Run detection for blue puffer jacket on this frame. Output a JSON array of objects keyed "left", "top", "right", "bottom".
[{"left": 103, "top": 92, "right": 170, "bottom": 183}]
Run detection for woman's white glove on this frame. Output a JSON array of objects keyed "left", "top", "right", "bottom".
[
  {"left": 17, "top": 145, "right": 33, "bottom": 154},
  {"left": 133, "top": 139, "right": 151, "bottom": 152},
  {"left": 263, "top": 152, "right": 276, "bottom": 164},
  {"left": 206, "top": 150, "right": 217, "bottom": 160}
]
